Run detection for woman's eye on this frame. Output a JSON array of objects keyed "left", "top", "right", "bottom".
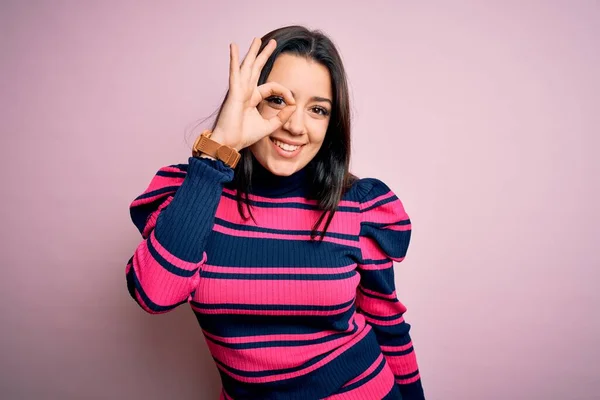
[
  {"left": 312, "top": 107, "right": 330, "bottom": 116},
  {"left": 266, "top": 96, "right": 285, "bottom": 106}
]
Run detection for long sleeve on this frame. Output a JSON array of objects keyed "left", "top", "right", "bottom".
[
  {"left": 125, "top": 156, "right": 234, "bottom": 314},
  {"left": 355, "top": 178, "right": 425, "bottom": 399}
]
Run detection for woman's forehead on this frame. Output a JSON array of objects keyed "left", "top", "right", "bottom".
[{"left": 267, "top": 54, "right": 332, "bottom": 100}]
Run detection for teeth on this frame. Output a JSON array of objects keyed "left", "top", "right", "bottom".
[{"left": 273, "top": 139, "right": 301, "bottom": 152}]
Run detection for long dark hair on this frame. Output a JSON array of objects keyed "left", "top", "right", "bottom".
[{"left": 210, "top": 25, "right": 357, "bottom": 242}]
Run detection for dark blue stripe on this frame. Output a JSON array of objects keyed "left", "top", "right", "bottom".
[
  {"left": 358, "top": 286, "right": 398, "bottom": 303},
  {"left": 359, "top": 309, "right": 404, "bottom": 321},
  {"left": 125, "top": 267, "right": 186, "bottom": 313},
  {"left": 396, "top": 369, "right": 420, "bottom": 380},
  {"left": 361, "top": 258, "right": 392, "bottom": 265},
  {"left": 214, "top": 217, "right": 359, "bottom": 241},
  {"left": 206, "top": 232, "right": 362, "bottom": 267},
  {"left": 156, "top": 170, "right": 186, "bottom": 178},
  {"left": 135, "top": 185, "right": 179, "bottom": 200},
  {"left": 357, "top": 267, "right": 395, "bottom": 295},
  {"left": 193, "top": 307, "right": 357, "bottom": 336},
  {"left": 203, "top": 320, "right": 359, "bottom": 350},
  {"left": 382, "top": 345, "right": 414, "bottom": 357},
  {"left": 214, "top": 351, "right": 330, "bottom": 378},
  {"left": 364, "top": 219, "right": 411, "bottom": 228},
  {"left": 146, "top": 236, "right": 198, "bottom": 277},
  {"left": 191, "top": 298, "right": 355, "bottom": 312},
  {"left": 337, "top": 355, "right": 387, "bottom": 393},
  {"left": 199, "top": 270, "right": 357, "bottom": 280},
  {"left": 362, "top": 194, "right": 398, "bottom": 212}
]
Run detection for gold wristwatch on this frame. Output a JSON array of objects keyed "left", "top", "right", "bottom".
[{"left": 192, "top": 130, "right": 241, "bottom": 168}]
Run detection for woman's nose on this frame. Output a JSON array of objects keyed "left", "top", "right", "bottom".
[{"left": 283, "top": 107, "right": 306, "bottom": 135}]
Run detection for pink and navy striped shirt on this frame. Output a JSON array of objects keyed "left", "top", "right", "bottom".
[{"left": 126, "top": 156, "right": 425, "bottom": 399}]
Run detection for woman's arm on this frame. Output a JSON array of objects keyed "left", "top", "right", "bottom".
[
  {"left": 125, "top": 156, "right": 234, "bottom": 314},
  {"left": 356, "top": 178, "right": 425, "bottom": 399}
]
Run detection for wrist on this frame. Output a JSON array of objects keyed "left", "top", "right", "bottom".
[{"left": 212, "top": 128, "right": 241, "bottom": 151}]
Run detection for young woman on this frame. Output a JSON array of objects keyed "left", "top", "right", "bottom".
[{"left": 126, "top": 25, "right": 425, "bottom": 399}]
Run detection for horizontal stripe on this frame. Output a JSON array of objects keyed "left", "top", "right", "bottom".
[
  {"left": 155, "top": 170, "right": 186, "bottom": 178},
  {"left": 358, "top": 286, "right": 397, "bottom": 302},
  {"left": 193, "top": 298, "right": 354, "bottom": 312},
  {"left": 362, "top": 194, "right": 398, "bottom": 213},
  {"left": 205, "top": 232, "right": 362, "bottom": 267},
  {"left": 133, "top": 185, "right": 179, "bottom": 201},
  {"left": 222, "top": 187, "right": 360, "bottom": 210},
  {"left": 382, "top": 345, "right": 414, "bottom": 356},
  {"left": 202, "top": 263, "right": 357, "bottom": 275},
  {"left": 203, "top": 321, "right": 359, "bottom": 350},
  {"left": 201, "top": 314, "right": 358, "bottom": 344},
  {"left": 214, "top": 217, "right": 359, "bottom": 241},
  {"left": 198, "top": 270, "right": 357, "bottom": 281},
  {"left": 359, "top": 309, "right": 404, "bottom": 322},
  {"left": 213, "top": 224, "right": 359, "bottom": 247}
]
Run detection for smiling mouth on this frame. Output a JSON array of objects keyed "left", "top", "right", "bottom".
[{"left": 270, "top": 137, "right": 305, "bottom": 152}]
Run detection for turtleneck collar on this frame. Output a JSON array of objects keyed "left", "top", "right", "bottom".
[{"left": 249, "top": 155, "right": 311, "bottom": 198}]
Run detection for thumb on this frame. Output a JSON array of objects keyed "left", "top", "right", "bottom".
[{"left": 265, "top": 105, "right": 296, "bottom": 132}]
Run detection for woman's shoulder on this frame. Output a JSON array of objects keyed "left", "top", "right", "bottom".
[{"left": 344, "top": 174, "right": 397, "bottom": 205}]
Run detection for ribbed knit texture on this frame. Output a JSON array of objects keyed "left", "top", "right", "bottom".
[{"left": 126, "top": 156, "right": 425, "bottom": 400}]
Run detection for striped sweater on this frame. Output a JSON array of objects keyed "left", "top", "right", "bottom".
[{"left": 126, "top": 156, "right": 425, "bottom": 399}]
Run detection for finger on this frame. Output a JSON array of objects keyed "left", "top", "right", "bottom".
[
  {"left": 240, "top": 37, "right": 261, "bottom": 76},
  {"left": 254, "top": 81, "right": 296, "bottom": 106},
  {"left": 264, "top": 105, "right": 297, "bottom": 133},
  {"left": 250, "top": 39, "right": 276, "bottom": 85},
  {"left": 229, "top": 43, "right": 240, "bottom": 86}
]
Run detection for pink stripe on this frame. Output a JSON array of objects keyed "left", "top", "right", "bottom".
[
  {"left": 201, "top": 263, "right": 357, "bottom": 275},
  {"left": 358, "top": 297, "right": 406, "bottom": 317},
  {"left": 360, "top": 191, "right": 395, "bottom": 211},
  {"left": 361, "top": 203, "right": 409, "bottom": 224},
  {"left": 149, "top": 230, "right": 199, "bottom": 271},
  {"left": 213, "top": 326, "right": 371, "bottom": 383},
  {"left": 212, "top": 224, "right": 358, "bottom": 247},
  {"left": 380, "top": 342, "right": 413, "bottom": 353},
  {"left": 222, "top": 187, "right": 358, "bottom": 208},
  {"left": 385, "top": 223, "right": 411, "bottom": 231},
  {"left": 202, "top": 314, "right": 358, "bottom": 345},
  {"left": 360, "top": 236, "right": 406, "bottom": 262},
  {"left": 132, "top": 241, "right": 200, "bottom": 307},
  {"left": 193, "top": 271, "right": 359, "bottom": 306},
  {"left": 387, "top": 349, "right": 420, "bottom": 384},
  {"left": 359, "top": 286, "right": 396, "bottom": 300},
  {"left": 216, "top": 196, "right": 360, "bottom": 236},
  {"left": 396, "top": 373, "right": 421, "bottom": 384},
  {"left": 363, "top": 314, "right": 405, "bottom": 326}
]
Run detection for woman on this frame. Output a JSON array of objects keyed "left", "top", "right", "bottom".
[{"left": 126, "top": 25, "right": 425, "bottom": 399}]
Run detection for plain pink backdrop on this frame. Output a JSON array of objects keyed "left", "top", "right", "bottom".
[{"left": 1, "top": 1, "right": 598, "bottom": 399}]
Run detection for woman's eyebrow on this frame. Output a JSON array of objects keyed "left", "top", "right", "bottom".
[{"left": 290, "top": 91, "right": 332, "bottom": 105}]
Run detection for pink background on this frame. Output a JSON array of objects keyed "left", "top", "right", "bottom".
[{"left": 1, "top": 1, "right": 598, "bottom": 399}]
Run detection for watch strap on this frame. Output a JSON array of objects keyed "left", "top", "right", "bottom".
[{"left": 192, "top": 130, "right": 241, "bottom": 168}]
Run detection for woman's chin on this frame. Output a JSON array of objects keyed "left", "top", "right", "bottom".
[{"left": 264, "top": 160, "right": 298, "bottom": 176}]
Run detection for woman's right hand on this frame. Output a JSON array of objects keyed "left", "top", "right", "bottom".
[{"left": 210, "top": 38, "right": 297, "bottom": 151}]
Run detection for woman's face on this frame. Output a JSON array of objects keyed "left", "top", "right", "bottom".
[{"left": 250, "top": 53, "right": 332, "bottom": 176}]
